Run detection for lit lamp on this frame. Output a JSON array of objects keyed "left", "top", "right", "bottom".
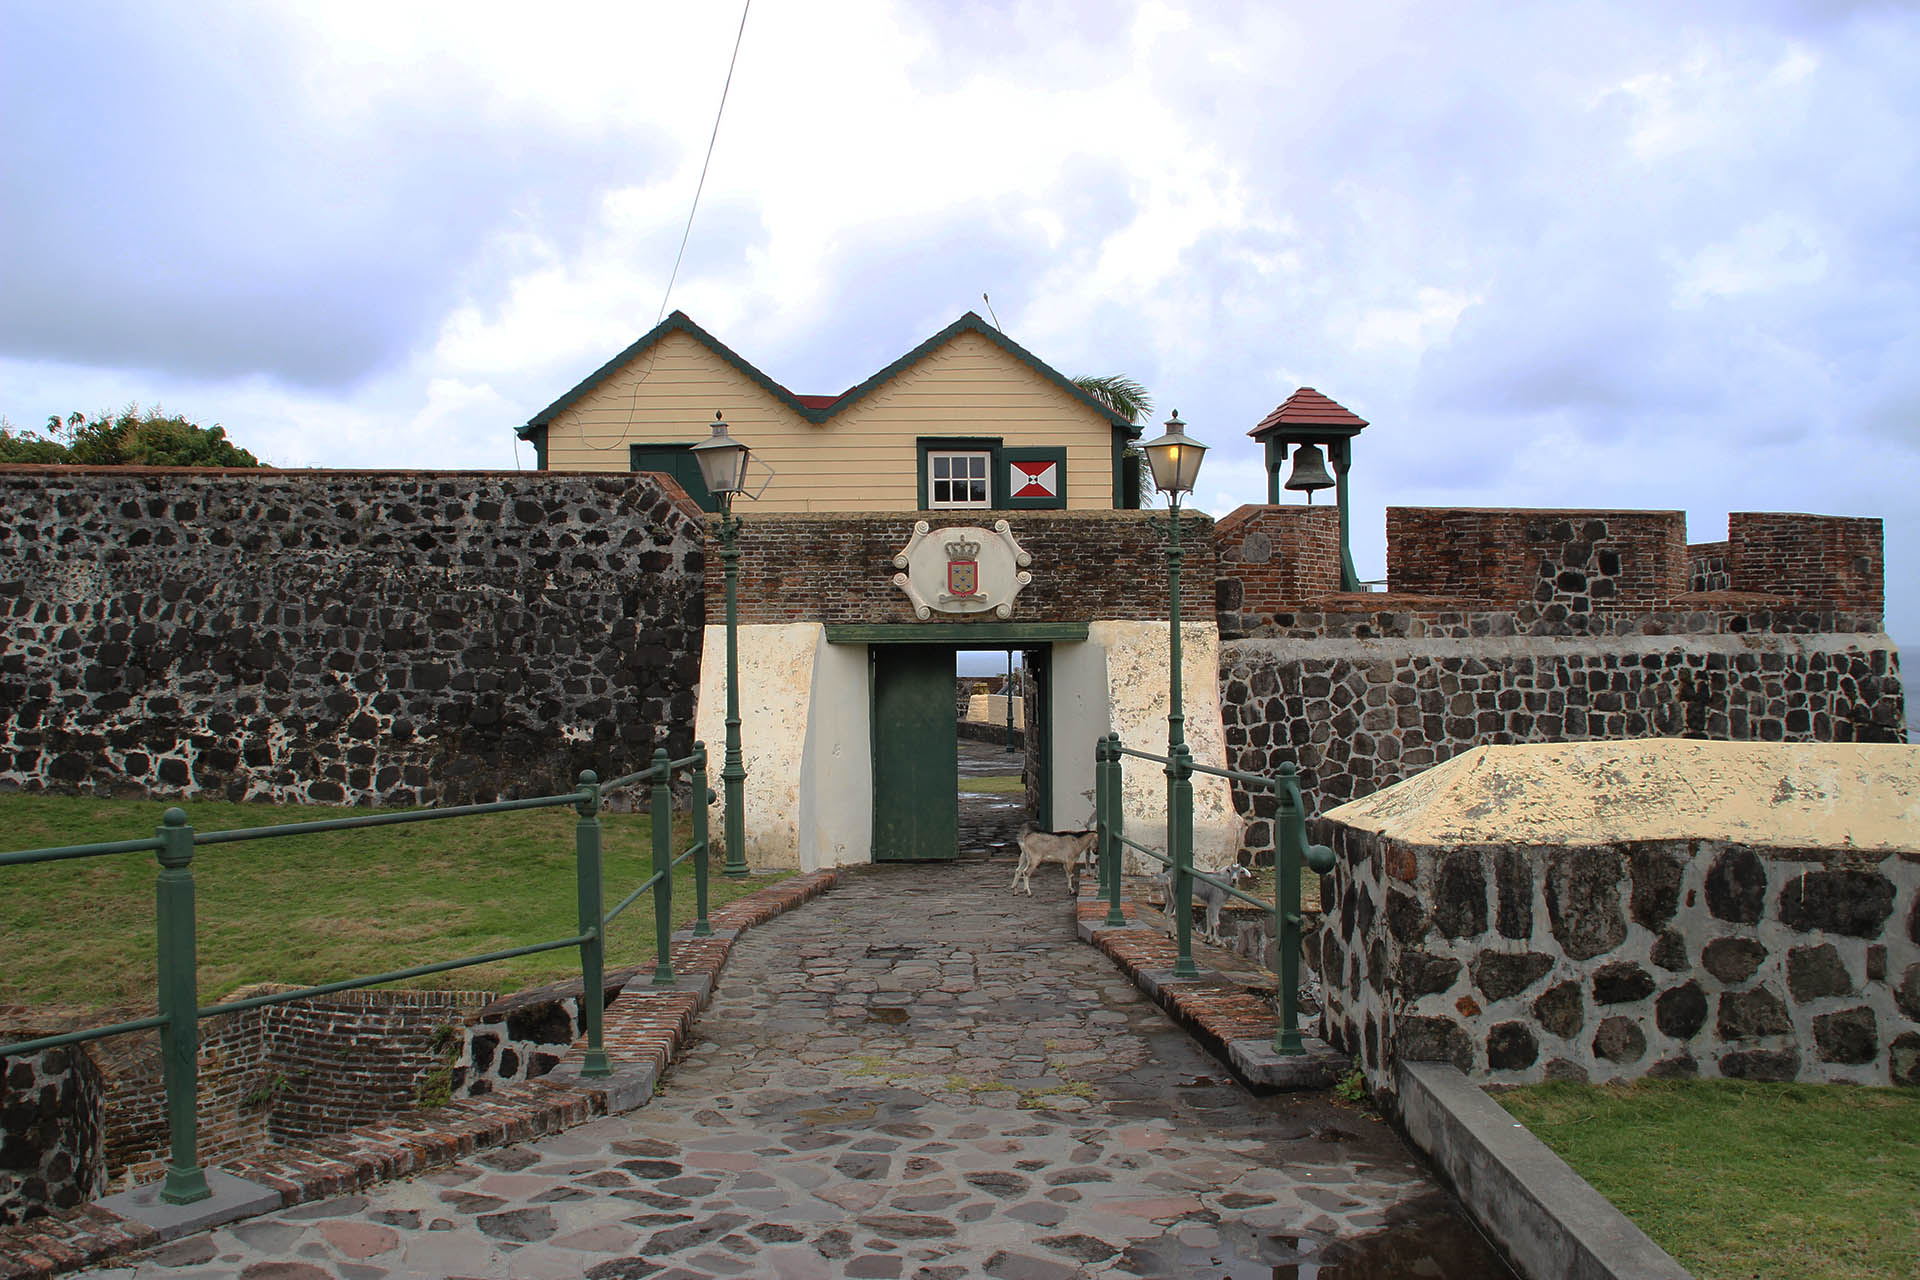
[
  {"left": 1141, "top": 411, "right": 1207, "bottom": 980},
  {"left": 689, "top": 413, "right": 752, "bottom": 878},
  {"left": 1139, "top": 411, "right": 1207, "bottom": 756}
]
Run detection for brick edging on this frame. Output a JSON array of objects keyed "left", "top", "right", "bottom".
[
  {"left": 1076, "top": 897, "right": 1281, "bottom": 1065},
  {"left": 0, "top": 870, "right": 839, "bottom": 1280}
]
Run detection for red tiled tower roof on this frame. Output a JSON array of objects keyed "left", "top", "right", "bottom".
[{"left": 1250, "top": 387, "right": 1368, "bottom": 438}]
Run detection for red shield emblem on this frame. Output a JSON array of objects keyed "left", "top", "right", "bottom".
[{"left": 947, "top": 558, "right": 979, "bottom": 596}]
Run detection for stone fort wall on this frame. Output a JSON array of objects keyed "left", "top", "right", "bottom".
[
  {"left": 0, "top": 468, "right": 706, "bottom": 807},
  {"left": 1214, "top": 506, "right": 1904, "bottom": 862}
]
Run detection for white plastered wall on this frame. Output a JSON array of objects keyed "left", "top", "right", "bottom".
[
  {"left": 1087, "top": 619, "right": 1240, "bottom": 872},
  {"left": 693, "top": 623, "right": 873, "bottom": 871},
  {"left": 795, "top": 640, "right": 872, "bottom": 869},
  {"left": 693, "top": 620, "right": 1238, "bottom": 873}
]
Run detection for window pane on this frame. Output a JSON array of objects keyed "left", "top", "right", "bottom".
[
  {"left": 969, "top": 479, "right": 987, "bottom": 502},
  {"left": 933, "top": 456, "right": 950, "bottom": 478}
]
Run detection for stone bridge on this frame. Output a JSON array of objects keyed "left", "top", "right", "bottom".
[{"left": 47, "top": 862, "right": 1514, "bottom": 1280}]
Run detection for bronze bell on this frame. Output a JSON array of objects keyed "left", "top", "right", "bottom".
[{"left": 1284, "top": 443, "right": 1335, "bottom": 501}]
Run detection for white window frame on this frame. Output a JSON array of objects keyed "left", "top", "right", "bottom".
[{"left": 927, "top": 449, "right": 992, "bottom": 508}]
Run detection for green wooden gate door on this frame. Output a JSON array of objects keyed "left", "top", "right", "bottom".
[{"left": 872, "top": 646, "right": 958, "bottom": 861}]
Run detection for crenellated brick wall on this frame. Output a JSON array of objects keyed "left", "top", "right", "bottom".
[
  {"left": 1728, "top": 512, "right": 1884, "bottom": 612},
  {"left": 707, "top": 511, "right": 1215, "bottom": 626},
  {"left": 1215, "top": 507, "right": 1904, "bottom": 866},
  {"left": 1213, "top": 505, "right": 1341, "bottom": 618},
  {"left": 1386, "top": 508, "right": 1690, "bottom": 608}
]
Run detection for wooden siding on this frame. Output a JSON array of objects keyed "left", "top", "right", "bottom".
[{"left": 541, "top": 330, "right": 1117, "bottom": 511}]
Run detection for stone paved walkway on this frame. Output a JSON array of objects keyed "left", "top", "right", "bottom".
[
  {"left": 81, "top": 863, "right": 1510, "bottom": 1279},
  {"left": 956, "top": 737, "right": 1028, "bottom": 860}
]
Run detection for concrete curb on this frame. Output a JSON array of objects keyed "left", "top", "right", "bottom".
[
  {"left": 1395, "top": 1061, "right": 1693, "bottom": 1280},
  {"left": 94, "top": 1171, "right": 283, "bottom": 1245}
]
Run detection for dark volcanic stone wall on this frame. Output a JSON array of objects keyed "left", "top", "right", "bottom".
[
  {"left": 1214, "top": 506, "right": 1905, "bottom": 864},
  {"left": 1223, "top": 624, "right": 1905, "bottom": 860},
  {"left": 1316, "top": 823, "right": 1920, "bottom": 1098},
  {"left": 0, "top": 468, "right": 705, "bottom": 806},
  {"left": 0, "top": 1044, "right": 104, "bottom": 1225}
]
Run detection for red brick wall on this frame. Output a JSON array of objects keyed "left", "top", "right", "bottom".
[
  {"left": 89, "top": 989, "right": 489, "bottom": 1187},
  {"left": 264, "top": 990, "right": 490, "bottom": 1143},
  {"left": 1386, "top": 508, "right": 1688, "bottom": 607},
  {"left": 706, "top": 511, "right": 1215, "bottom": 626},
  {"left": 1728, "top": 513, "right": 1883, "bottom": 612},
  {"left": 1213, "top": 504, "right": 1341, "bottom": 616},
  {"left": 96, "top": 1014, "right": 269, "bottom": 1188}
]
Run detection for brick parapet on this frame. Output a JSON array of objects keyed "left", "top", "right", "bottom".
[
  {"left": 1728, "top": 512, "right": 1883, "bottom": 612},
  {"left": 1387, "top": 508, "right": 1688, "bottom": 607},
  {"left": 1213, "top": 504, "right": 1341, "bottom": 618},
  {"left": 703, "top": 511, "right": 1216, "bottom": 626}
]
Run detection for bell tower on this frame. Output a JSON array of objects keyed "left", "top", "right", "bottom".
[{"left": 1249, "top": 388, "right": 1369, "bottom": 592}]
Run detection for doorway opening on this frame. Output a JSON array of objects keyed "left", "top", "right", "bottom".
[{"left": 869, "top": 643, "right": 1052, "bottom": 862}]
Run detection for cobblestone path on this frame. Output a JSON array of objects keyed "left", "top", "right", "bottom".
[{"left": 88, "top": 863, "right": 1509, "bottom": 1279}]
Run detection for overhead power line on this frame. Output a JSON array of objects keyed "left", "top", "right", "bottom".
[{"left": 658, "top": 0, "right": 753, "bottom": 326}]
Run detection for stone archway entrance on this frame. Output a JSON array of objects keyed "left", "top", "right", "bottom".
[{"left": 869, "top": 641, "right": 1055, "bottom": 863}]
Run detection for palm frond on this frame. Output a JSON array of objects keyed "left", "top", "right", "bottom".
[{"left": 1072, "top": 375, "right": 1152, "bottom": 425}]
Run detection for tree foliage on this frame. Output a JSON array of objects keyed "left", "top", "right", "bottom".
[
  {"left": 0, "top": 405, "right": 262, "bottom": 467},
  {"left": 1073, "top": 374, "right": 1156, "bottom": 501},
  {"left": 1072, "top": 374, "right": 1152, "bottom": 425}
]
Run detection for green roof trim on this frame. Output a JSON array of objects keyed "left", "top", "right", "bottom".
[{"left": 518, "top": 311, "right": 1142, "bottom": 440}]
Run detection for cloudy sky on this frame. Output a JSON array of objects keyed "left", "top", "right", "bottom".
[{"left": 3, "top": 0, "right": 1915, "bottom": 644}]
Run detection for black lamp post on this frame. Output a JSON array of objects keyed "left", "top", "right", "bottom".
[
  {"left": 1140, "top": 411, "right": 1207, "bottom": 980},
  {"left": 1140, "top": 411, "right": 1207, "bottom": 755},
  {"left": 689, "top": 413, "right": 752, "bottom": 879}
]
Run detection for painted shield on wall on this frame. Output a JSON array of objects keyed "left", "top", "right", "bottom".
[{"left": 947, "top": 557, "right": 979, "bottom": 596}]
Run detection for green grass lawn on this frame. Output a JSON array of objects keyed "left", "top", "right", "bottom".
[
  {"left": 0, "top": 792, "right": 786, "bottom": 1015},
  {"left": 1497, "top": 1079, "right": 1920, "bottom": 1280},
  {"left": 959, "top": 774, "right": 1027, "bottom": 795}
]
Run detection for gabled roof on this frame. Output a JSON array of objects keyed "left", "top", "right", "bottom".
[
  {"left": 519, "top": 311, "right": 1139, "bottom": 438},
  {"left": 1249, "top": 387, "right": 1369, "bottom": 440}
]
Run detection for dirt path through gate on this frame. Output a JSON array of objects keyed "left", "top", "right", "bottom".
[{"left": 87, "top": 863, "right": 1513, "bottom": 1278}]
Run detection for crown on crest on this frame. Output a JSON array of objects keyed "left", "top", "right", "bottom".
[{"left": 944, "top": 534, "right": 981, "bottom": 559}]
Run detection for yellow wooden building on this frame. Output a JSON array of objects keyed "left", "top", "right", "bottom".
[{"left": 517, "top": 312, "right": 1144, "bottom": 512}]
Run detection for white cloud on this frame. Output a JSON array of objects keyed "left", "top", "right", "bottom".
[{"left": 2, "top": 0, "right": 1917, "bottom": 641}]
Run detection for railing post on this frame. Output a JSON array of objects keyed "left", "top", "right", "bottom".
[
  {"left": 574, "top": 771, "right": 611, "bottom": 1078},
  {"left": 650, "top": 747, "right": 677, "bottom": 986},
  {"left": 1093, "top": 735, "right": 1109, "bottom": 897},
  {"left": 1273, "top": 762, "right": 1335, "bottom": 1055},
  {"left": 155, "top": 808, "right": 210, "bottom": 1205},
  {"left": 1103, "top": 732, "right": 1126, "bottom": 928},
  {"left": 691, "top": 743, "right": 713, "bottom": 938},
  {"left": 1169, "top": 743, "right": 1199, "bottom": 980}
]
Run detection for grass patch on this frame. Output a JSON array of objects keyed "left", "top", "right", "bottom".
[
  {"left": 1497, "top": 1079, "right": 1920, "bottom": 1280},
  {"left": 958, "top": 774, "right": 1026, "bottom": 795},
  {"left": 1241, "top": 864, "right": 1323, "bottom": 913},
  {"left": 0, "top": 792, "right": 787, "bottom": 1014}
]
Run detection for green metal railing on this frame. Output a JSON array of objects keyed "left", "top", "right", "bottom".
[
  {"left": 1092, "top": 732, "right": 1335, "bottom": 1055},
  {"left": 0, "top": 744, "right": 716, "bottom": 1207}
]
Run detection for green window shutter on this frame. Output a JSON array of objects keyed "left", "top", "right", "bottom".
[
  {"left": 1002, "top": 447, "right": 1067, "bottom": 510},
  {"left": 629, "top": 445, "right": 718, "bottom": 512}
]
